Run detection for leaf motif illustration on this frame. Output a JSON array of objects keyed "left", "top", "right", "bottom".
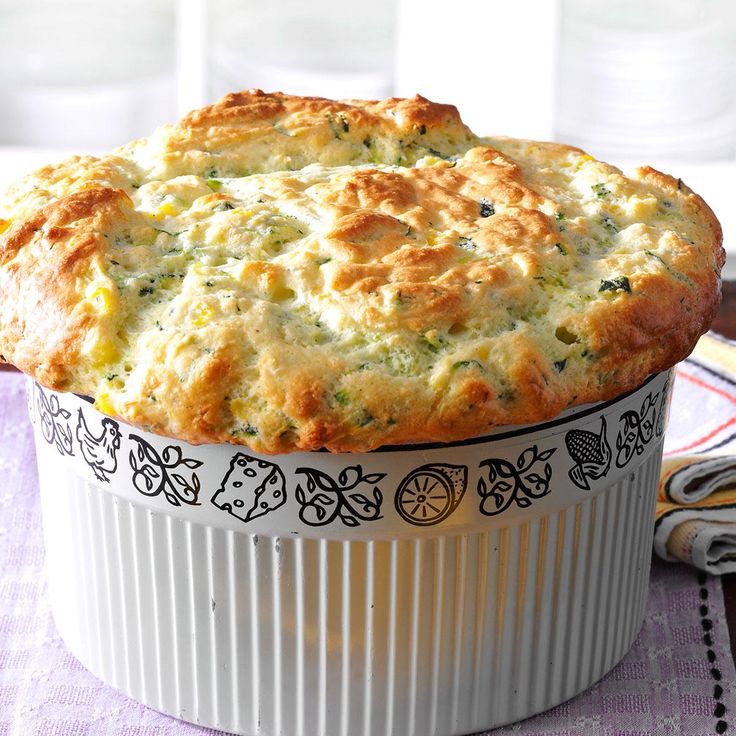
[
  {"left": 182, "top": 458, "right": 203, "bottom": 469},
  {"left": 537, "top": 448, "right": 555, "bottom": 462},
  {"left": 526, "top": 473, "right": 544, "bottom": 486},
  {"left": 518, "top": 447, "right": 537, "bottom": 470},
  {"left": 339, "top": 466, "right": 361, "bottom": 488},
  {"left": 363, "top": 473, "right": 386, "bottom": 484},
  {"left": 312, "top": 493, "right": 334, "bottom": 506},
  {"left": 162, "top": 446, "right": 182, "bottom": 465},
  {"left": 493, "top": 481, "right": 512, "bottom": 494},
  {"left": 129, "top": 450, "right": 138, "bottom": 470},
  {"left": 141, "top": 463, "right": 160, "bottom": 479},
  {"left": 516, "top": 497, "right": 532, "bottom": 508},
  {"left": 191, "top": 474, "right": 200, "bottom": 494},
  {"left": 298, "top": 467, "right": 335, "bottom": 491},
  {"left": 59, "top": 408, "right": 71, "bottom": 420},
  {"left": 171, "top": 473, "right": 187, "bottom": 487},
  {"left": 477, "top": 477, "right": 487, "bottom": 495},
  {"left": 166, "top": 492, "right": 181, "bottom": 507},
  {"left": 496, "top": 462, "right": 517, "bottom": 478},
  {"left": 136, "top": 443, "right": 145, "bottom": 462},
  {"left": 295, "top": 465, "right": 383, "bottom": 528}
]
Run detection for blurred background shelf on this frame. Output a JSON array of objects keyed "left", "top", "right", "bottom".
[{"left": 0, "top": 0, "right": 733, "bottom": 276}]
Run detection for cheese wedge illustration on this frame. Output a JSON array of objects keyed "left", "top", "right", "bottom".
[{"left": 211, "top": 452, "right": 286, "bottom": 523}]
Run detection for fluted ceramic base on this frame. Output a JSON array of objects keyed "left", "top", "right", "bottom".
[{"left": 37, "top": 442, "right": 662, "bottom": 736}]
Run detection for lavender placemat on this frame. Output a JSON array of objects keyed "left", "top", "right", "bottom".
[{"left": 0, "top": 373, "right": 734, "bottom": 736}]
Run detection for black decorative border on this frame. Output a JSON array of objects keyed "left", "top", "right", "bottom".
[
  {"left": 128, "top": 435, "right": 203, "bottom": 507},
  {"left": 34, "top": 373, "right": 669, "bottom": 528},
  {"left": 294, "top": 465, "right": 385, "bottom": 527},
  {"left": 76, "top": 409, "right": 122, "bottom": 483},
  {"left": 36, "top": 385, "right": 74, "bottom": 456},
  {"left": 615, "top": 391, "right": 659, "bottom": 469},
  {"left": 395, "top": 464, "right": 468, "bottom": 526},
  {"left": 477, "top": 445, "right": 556, "bottom": 516},
  {"left": 565, "top": 417, "right": 612, "bottom": 491},
  {"left": 211, "top": 452, "right": 286, "bottom": 523}
]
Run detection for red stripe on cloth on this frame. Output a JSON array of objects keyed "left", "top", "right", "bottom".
[
  {"left": 665, "top": 416, "right": 736, "bottom": 455},
  {"left": 664, "top": 371, "right": 736, "bottom": 455},
  {"left": 677, "top": 371, "right": 736, "bottom": 405}
]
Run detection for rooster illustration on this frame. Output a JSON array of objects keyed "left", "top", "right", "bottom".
[{"left": 76, "top": 408, "right": 122, "bottom": 482}]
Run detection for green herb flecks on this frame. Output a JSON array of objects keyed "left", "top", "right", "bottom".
[
  {"left": 206, "top": 179, "right": 222, "bottom": 192},
  {"left": 452, "top": 360, "right": 484, "bottom": 371},
  {"left": 420, "top": 333, "right": 448, "bottom": 353},
  {"left": 356, "top": 410, "right": 374, "bottom": 427},
  {"left": 479, "top": 198, "right": 495, "bottom": 218},
  {"left": 555, "top": 242, "right": 567, "bottom": 255},
  {"left": 645, "top": 250, "right": 666, "bottom": 266},
  {"left": 599, "top": 276, "right": 631, "bottom": 293},
  {"left": 426, "top": 147, "right": 456, "bottom": 164},
  {"left": 154, "top": 227, "right": 188, "bottom": 238},
  {"left": 458, "top": 236, "right": 476, "bottom": 251},
  {"left": 601, "top": 215, "right": 618, "bottom": 234},
  {"left": 592, "top": 183, "right": 611, "bottom": 199},
  {"left": 555, "top": 325, "right": 578, "bottom": 344},
  {"left": 553, "top": 359, "right": 567, "bottom": 372}
]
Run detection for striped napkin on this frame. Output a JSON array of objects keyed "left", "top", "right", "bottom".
[{"left": 655, "top": 332, "right": 736, "bottom": 574}]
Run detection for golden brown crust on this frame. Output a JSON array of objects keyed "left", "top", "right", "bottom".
[{"left": 0, "top": 91, "right": 724, "bottom": 452}]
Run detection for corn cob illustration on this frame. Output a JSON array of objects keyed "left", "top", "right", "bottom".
[{"left": 565, "top": 417, "right": 611, "bottom": 490}]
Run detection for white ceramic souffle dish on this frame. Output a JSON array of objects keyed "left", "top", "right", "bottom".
[{"left": 28, "top": 369, "right": 673, "bottom": 736}]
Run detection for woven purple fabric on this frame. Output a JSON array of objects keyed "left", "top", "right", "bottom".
[{"left": 0, "top": 372, "right": 734, "bottom": 736}]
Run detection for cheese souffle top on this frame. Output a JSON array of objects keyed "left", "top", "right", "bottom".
[{"left": 0, "top": 91, "right": 724, "bottom": 453}]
